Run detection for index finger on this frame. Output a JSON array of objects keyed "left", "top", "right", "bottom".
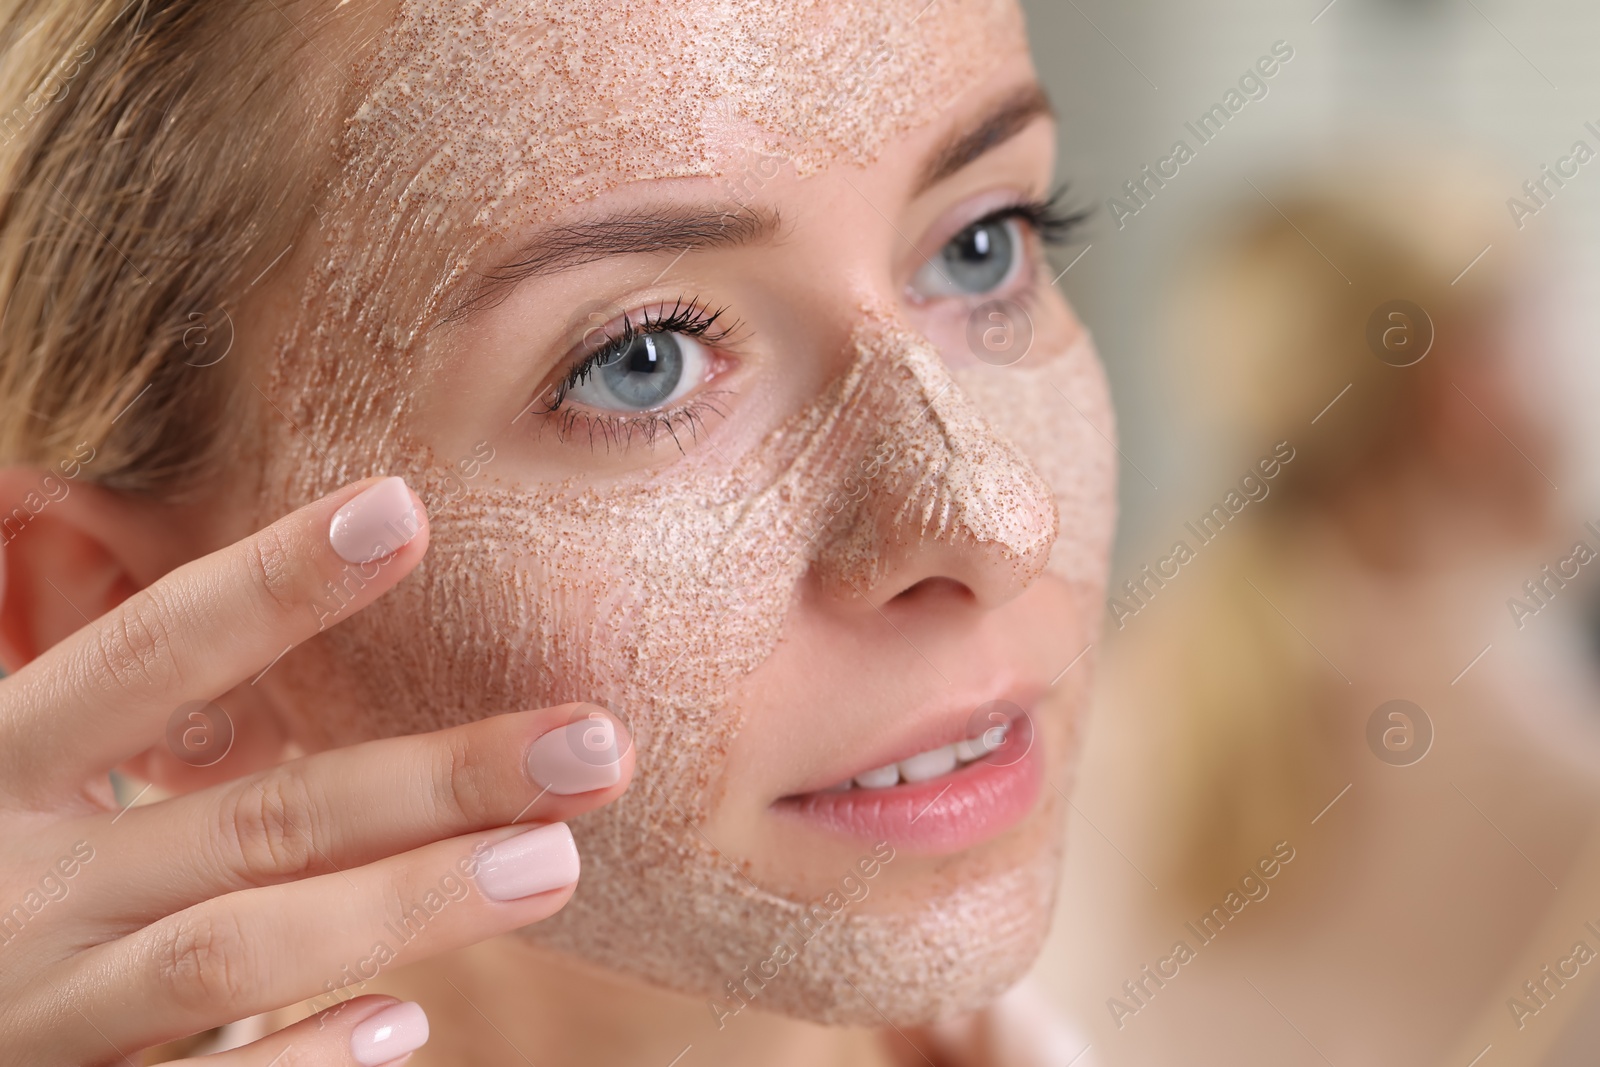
[{"left": 0, "top": 476, "right": 428, "bottom": 802}]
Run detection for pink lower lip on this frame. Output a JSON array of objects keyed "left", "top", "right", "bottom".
[{"left": 769, "top": 716, "right": 1044, "bottom": 855}]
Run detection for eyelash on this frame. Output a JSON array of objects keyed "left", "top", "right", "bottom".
[
  {"left": 535, "top": 297, "right": 738, "bottom": 453},
  {"left": 544, "top": 394, "right": 730, "bottom": 454},
  {"left": 534, "top": 190, "right": 1085, "bottom": 451},
  {"left": 979, "top": 186, "right": 1090, "bottom": 248}
]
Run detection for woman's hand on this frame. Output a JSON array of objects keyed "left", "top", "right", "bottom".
[{"left": 0, "top": 477, "right": 634, "bottom": 1066}]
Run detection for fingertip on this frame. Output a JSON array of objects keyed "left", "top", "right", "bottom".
[
  {"left": 328, "top": 476, "right": 426, "bottom": 566},
  {"left": 570, "top": 702, "right": 634, "bottom": 759},
  {"left": 524, "top": 703, "right": 632, "bottom": 797},
  {"left": 349, "top": 999, "right": 429, "bottom": 1066},
  {"left": 308, "top": 993, "right": 396, "bottom": 1033}
]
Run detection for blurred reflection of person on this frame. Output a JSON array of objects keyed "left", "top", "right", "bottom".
[{"left": 1044, "top": 161, "right": 1600, "bottom": 1066}]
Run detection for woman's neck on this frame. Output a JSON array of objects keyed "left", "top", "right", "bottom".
[{"left": 358, "top": 935, "right": 899, "bottom": 1067}]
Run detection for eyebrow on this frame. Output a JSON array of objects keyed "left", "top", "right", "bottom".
[
  {"left": 446, "top": 82, "right": 1054, "bottom": 322},
  {"left": 445, "top": 205, "right": 782, "bottom": 321},
  {"left": 912, "top": 82, "right": 1055, "bottom": 197}
]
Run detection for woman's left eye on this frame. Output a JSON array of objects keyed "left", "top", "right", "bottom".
[
  {"left": 912, "top": 216, "right": 1026, "bottom": 299},
  {"left": 567, "top": 330, "right": 710, "bottom": 412}
]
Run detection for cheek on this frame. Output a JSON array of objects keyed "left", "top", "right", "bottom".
[
  {"left": 953, "top": 332, "right": 1118, "bottom": 590},
  {"left": 306, "top": 477, "right": 808, "bottom": 802}
]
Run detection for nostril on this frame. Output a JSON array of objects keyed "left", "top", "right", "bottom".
[{"left": 890, "top": 575, "right": 976, "bottom": 606}]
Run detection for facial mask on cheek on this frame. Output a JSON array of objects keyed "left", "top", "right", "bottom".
[
  {"left": 952, "top": 331, "right": 1119, "bottom": 587},
  {"left": 287, "top": 311, "right": 1111, "bottom": 1024}
]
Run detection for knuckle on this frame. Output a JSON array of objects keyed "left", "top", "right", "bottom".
[
  {"left": 242, "top": 524, "right": 309, "bottom": 619},
  {"left": 86, "top": 588, "right": 185, "bottom": 694},
  {"left": 216, "top": 773, "right": 320, "bottom": 883},
  {"left": 153, "top": 907, "right": 255, "bottom": 1010},
  {"left": 428, "top": 727, "right": 493, "bottom": 827}
]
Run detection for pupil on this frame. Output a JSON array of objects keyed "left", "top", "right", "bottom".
[
  {"left": 627, "top": 336, "right": 662, "bottom": 372},
  {"left": 962, "top": 226, "right": 994, "bottom": 262}
]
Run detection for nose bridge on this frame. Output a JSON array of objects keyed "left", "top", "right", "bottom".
[{"left": 815, "top": 314, "right": 1059, "bottom": 603}]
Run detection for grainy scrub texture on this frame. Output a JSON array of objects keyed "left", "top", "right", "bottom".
[{"left": 251, "top": 0, "right": 1115, "bottom": 1025}]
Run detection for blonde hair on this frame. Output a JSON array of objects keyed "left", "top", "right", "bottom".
[{"left": 0, "top": 0, "right": 332, "bottom": 495}]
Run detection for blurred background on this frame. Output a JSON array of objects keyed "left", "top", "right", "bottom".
[{"left": 1018, "top": 1, "right": 1600, "bottom": 1063}]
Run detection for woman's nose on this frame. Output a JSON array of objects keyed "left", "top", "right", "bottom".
[{"left": 812, "top": 316, "right": 1058, "bottom": 610}]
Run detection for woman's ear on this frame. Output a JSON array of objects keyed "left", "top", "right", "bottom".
[
  {"left": 0, "top": 464, "right": 294, "bottom": 792},
  {"left": 0, "top": 464, "right": 145, "bottom": 671}
]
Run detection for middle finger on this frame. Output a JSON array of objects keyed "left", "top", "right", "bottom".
[{"left": 87, "top": 702, "right": 629, "bottom": 924}]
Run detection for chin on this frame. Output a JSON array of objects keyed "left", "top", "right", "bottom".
[{"left": 523, "top": 768, "right": 1068, "bottom": 1027}]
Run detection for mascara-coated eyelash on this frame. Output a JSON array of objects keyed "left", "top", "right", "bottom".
[
  {"left": 544, "top": 394, "right": 730, "bottom": 454},
  {"left": 539, "top": 296, "right": 737, "bottom": 414},
  {"left": 980, "top": 186, "right": 1089, "bottom": 246}
]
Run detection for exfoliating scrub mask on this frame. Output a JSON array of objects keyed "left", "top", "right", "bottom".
[
  {"left": 275, "top": 311, "right": 1112, "bottom": 1022},
  {"left": 312, "top": 0, "right": 1030, "bottom": 349},
  {"left": 254, "top": 0, "right": 1115, "bottom": 1025}
]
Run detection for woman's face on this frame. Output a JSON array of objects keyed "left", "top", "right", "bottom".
[{"left": 239, "top": 0, "right": 1114, "bottom": 1024}]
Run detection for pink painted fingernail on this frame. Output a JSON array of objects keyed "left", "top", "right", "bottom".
[
  {"left": 329, "top": 477, "right": 421, "bottom": 564},
  {"left": 475, "top": 823, "right": 581, "bottom": 901},
  {"left": 350, "top": 1001, "right": 428, "bottom": 1066},
  {"left": 526, "top": 713, "right": 623, "bottom": 795}
]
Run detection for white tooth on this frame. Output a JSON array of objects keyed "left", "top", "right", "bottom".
[
  {"left": 980, "top": 723, "right": 1009, "bottom": 752},
  {"left": 821, "top": 779, "right": 854, "bottom": 793},
  {"left": 899, "top": 744, "right": 958, "bottom": 783},
  {"left": 854, "top": 764, "right": 901, "bottom": 789}
]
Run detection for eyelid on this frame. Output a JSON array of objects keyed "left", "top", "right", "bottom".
[
  {"left": 916, "top": 185, "right": 1084, "bottom": 261},
  {"left": 565, "top": 297, "right": 738, "bottom": 363},
  {"left": 916, "top": 188, "right": 1038, "bottom": 261}
]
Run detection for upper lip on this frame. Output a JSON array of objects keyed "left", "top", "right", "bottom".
[{"left": 776, "top": 679, "right": 1045, "bottom": 798}]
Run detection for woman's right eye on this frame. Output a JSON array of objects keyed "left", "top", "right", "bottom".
[{"left": 566, "top": 330, "right": 711, "bottom": 413}]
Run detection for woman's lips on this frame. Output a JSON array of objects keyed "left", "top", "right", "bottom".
[{"left": 770, "top": 712, "right": 1044, "bottom": 855}]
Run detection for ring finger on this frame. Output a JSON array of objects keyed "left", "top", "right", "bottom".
[{"left": 47, "top": 820, "right": 581, "bottom": 1065}]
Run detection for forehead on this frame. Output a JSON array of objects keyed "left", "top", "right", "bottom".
[{"left": 340, "top": 0, "right": 1029, "bottom": 226}]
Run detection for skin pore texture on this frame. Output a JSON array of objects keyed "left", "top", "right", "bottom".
[{"left": 246, "top": 0, "right": 1114, "bottom": 1032}]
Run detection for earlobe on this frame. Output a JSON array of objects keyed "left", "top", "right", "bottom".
[{"left": 0, "top": 465, "right": 143, "bottom": 672}]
